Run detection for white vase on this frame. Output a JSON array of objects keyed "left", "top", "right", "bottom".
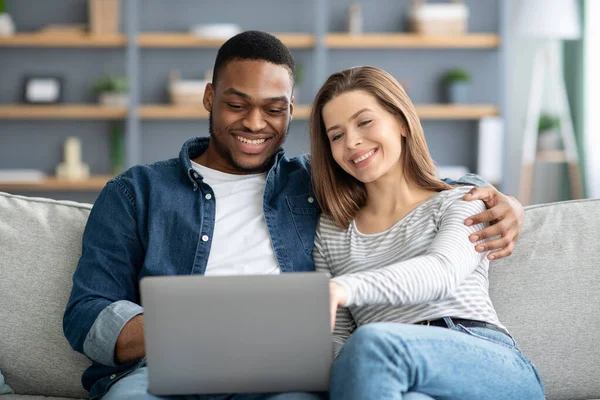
[
  {"left": 538, "top": 129, "right": 562, "bottom": 151},
  {"left": 99, "top": 92, "right": 129, "bottom": 107},
  {"left": 0, "top": 13, "right": 15, "bottom": 36}
]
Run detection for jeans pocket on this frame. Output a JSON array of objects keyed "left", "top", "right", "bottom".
[{"left": 455, "top": 325, "right": 518, "bottom": 350}]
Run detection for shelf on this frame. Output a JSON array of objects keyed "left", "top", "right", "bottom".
[
  {"left": 414, "top": 105, "right": 499, "bottom": 119},
  {"left": 536, "top": 150, "right": 568, "bottom": 163},
  {"left": 326, "top": 33, "right": 500, "bottom": 49},
  {"left": 137, "top": 33, "right": 316, "bottom": 48},
  {"left": 0, "top": 105, "right": 127, "bottom": 120},
  {"left": 0, "top": 176, "right": 112, "bottom": 191},
  {"left": 0, "top": 33, "right": 127, "bottom": 48},
  {"left": 0, "top": 104, "right": 495, "bottom": 121},
  {"left": 138, "top": 104, "right": 312, "bottom": 120}
]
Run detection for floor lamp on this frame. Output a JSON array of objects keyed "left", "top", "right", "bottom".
[{"left": 516, "top": 0, "right": 583, "bottom": 205}]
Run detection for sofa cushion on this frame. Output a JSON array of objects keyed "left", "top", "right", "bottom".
[
  {"left": 491, "top": 199, "right": 600, "bottom": 400},
  {"left": 0, "top": 192, "right": 91, "bottom": 398}
]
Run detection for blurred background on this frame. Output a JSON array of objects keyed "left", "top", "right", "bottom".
[{"left": 0, "top": 0, "right": 597, "bottom": 205}]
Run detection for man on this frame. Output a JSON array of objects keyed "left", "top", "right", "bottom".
[{"left": 63, "top": 31, "right": 524, "bottom": 399}]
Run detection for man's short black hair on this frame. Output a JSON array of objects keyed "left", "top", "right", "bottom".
[{"left": 212, "top": 30, "right": 295, "bottom": 87}]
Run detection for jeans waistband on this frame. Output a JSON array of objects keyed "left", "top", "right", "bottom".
[{"left": 417, "top": 317, "right": 511, "bottom": 337}]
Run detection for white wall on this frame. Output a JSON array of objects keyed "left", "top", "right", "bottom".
[{"left": 506, "top": 0, "right": 569, "bottom": 203}]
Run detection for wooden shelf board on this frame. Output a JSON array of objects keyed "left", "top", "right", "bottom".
[
  {"left": 0, "top": 105, "right": 127, "bottom": 119},
  {"left": 138, "top": 104, "right": 312, "bottom": 120},
  {"left": 415, "top": 105, "right": 499, "bottom": 119},
  {"left": 536, "top": 150, "right": 568, "bottom": 163},
  {"left": 0, "top": 33, "right": 127, "bottom": 47},
  {"left": 326, "top": 33, "right": 500, "bottom": 48},
  {"left": 138, "top": 33, "right": 315, "bottom": 48},
  {"left": 0, "top": 176, "right": 112, "bottom": 191},
  {"left": 0, "top": 105, "right": 496, "bottom": 121}
]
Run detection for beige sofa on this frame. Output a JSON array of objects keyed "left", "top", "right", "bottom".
[{"left": 0, "top": 191, "right": 599, "bottom": 399}]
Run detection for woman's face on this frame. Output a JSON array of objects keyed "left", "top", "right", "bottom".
[{"left": 322, "top": 90, "right": 406, "bottom": 184}]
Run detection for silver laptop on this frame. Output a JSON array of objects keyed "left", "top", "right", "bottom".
[{"left": 140, "top": 273, "right": 332, "bottom": 396}]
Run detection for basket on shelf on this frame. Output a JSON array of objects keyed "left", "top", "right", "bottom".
[
  {"left": 408, "top": 0, "right": 469, "bottom": 35},
  {"left": 88, "top": 0, "right": 120, "bottom": 35},
  {"left": 168, "top": 71, "right": 209, "bottom": 105}
]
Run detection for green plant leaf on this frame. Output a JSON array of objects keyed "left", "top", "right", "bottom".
[
  {"left": 538, "top": 113, "right": 561, "bottom": 132},
  {"left": 442, "top": 67, "right": 471, "bottom": 83}
]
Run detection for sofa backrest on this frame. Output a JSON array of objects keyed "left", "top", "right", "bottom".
[
  {"left": 1, "top": 191, "right": 599, "bottom": 399},
  {"left": 0, "top": 192, "right": 91, "bottom": 398},
  {"left": 491, "top": 198, "right": 600, "bottom": 400}
]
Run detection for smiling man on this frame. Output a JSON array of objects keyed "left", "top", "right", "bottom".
[{"left": 63, "top": 31, "right": 525, "bottom": 400}]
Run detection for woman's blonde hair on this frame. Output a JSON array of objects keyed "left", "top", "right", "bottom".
[{"left": 310, "top": 66, "right": 452, "bottom": 229}]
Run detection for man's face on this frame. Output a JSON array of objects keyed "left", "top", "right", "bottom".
[{"left": 202, "top": 59, "right": 294, "bottom": 174}]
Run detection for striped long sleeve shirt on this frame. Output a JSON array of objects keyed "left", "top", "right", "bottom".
[{"left": 313, "top": 186, "right": 505, "bottom": 356}]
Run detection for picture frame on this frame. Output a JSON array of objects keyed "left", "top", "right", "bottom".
[{"left": 22, "top": 75, "right": 64, "bottom": 104}]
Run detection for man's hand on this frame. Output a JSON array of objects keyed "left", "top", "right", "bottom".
[
  {"left": 462, "top": 186, "right": 525, "bottom": 261},
  {"left": 329, "top": 282, "right": 347, "bottom": 331}
]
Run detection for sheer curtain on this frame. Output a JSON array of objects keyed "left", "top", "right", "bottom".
[{"left": 584, "top": 0, "right": 600, "bottom": 197}]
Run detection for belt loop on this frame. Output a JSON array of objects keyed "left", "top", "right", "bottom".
[{"left": 442, "top": 317, "right": 456, "bottom": 328}]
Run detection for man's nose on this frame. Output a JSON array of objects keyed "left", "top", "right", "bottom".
[{"left": 242, "top": 108, "right": 267, "bottom": 132}]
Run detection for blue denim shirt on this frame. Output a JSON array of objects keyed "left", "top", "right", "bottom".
[
  {"left": 63, "top": 137, "right": 319, "bottom": 398},
  {"left": 63, "top": 136, "right": 488, "bottom": 398}
]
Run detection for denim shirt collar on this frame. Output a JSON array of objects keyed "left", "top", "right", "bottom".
[{"left": 179, "top": 137, "right": 286, "bottom": 187}]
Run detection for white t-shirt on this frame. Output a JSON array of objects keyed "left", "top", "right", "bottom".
[{"left": 191, "top": 161, "right": 281, "bottom": 276}]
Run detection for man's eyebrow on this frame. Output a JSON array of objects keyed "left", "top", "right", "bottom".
[
  {"left": 222, "top": 88, "right": 251, "bottom": 99},
  {"left": 266, "top": 96, "right": 289, "bottom": 104},
  {"left": 325, "top": 108, "right": 372, "bottom": 135},
  {"left": 222, "top": 89, "right": 289, "bottom": 104}
]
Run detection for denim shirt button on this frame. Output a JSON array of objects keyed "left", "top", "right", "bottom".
[
  {"left": 193, "top": 172, "right": 199, "bottom": 179},
  {"left": 205, "top": 193, "right": 212, "bottom": 200},
  {"left": 308, "top": 197, "right": 315, "bottom": 204},
  {"left": 201, "top": 235, "right": 209, "bottom": 242},
  {"left": 109, "top": 374, "right": 116, "bottom": 380}
]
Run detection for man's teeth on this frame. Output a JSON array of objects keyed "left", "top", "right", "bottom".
[
  {"left": 353, "top": 150, "right": 375, "bottom": 164},
  {"left": 236, "top": 136, "right": 267, "bottom": 145}
]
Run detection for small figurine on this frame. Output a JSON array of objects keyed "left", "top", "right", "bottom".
[{"left": 56, "top": 137, "right": 90, "bottom": 180}]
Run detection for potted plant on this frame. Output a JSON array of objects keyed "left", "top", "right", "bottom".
[
  {"left": 441, "top": 67, "right": 471, "bottom": 104},
  {"left": 92, "top": 74, "right": 129, "bottom": 106},
  {"left": 537, "top": 113, "right": 562, "bottom": 151},
  {"left": 0, "top": 0, "right": 16, "bottom": 36}
]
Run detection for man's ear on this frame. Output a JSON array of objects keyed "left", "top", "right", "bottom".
[
  {"left": 203, "top": 83, "right": 214, "bottom": 112},
  {"left": 289, "top": 94, "right": 295, "bottom": 122}
]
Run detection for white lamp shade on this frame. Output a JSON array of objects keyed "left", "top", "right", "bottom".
[{"left": 516, "top": 0, "right": 581, "bottom": 40}]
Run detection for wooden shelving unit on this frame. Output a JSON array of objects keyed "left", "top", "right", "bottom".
[
  {"left": 137, "top": 33, "right": 316, "bottom": 48},
  {"left": 0, "top": 33, "right": 127, "bottom": 48},
  {"left": 0, "top": 176, "right": 112, "bottom": 191},
  {"left": 0, "top": 105, "right": 127, "bottom": 120},
  {"left": 325, "top": 33, "right": 500, "bottom": 49}
]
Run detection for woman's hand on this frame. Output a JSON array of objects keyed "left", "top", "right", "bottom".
[
  {"left": 462, "top": 186, "right": 525, "bottom": 260},
  {"left": 329, "top": 281, "right": 347, "bottom": 331}
]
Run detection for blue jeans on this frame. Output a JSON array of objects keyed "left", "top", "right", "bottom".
[
  {"left": 101, "top": 367, "right": 327, "bottom": 400},
  {"left": 330, "top": 320, "right": 545, "bottom": 400}
]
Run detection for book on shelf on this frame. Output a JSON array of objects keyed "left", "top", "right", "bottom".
[{"left": 0, "top": 169, "right": 46, "bottom": 183}]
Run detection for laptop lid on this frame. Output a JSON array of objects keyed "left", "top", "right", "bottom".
[{"left": 140, "top": 273, "right": 332, "bottom": 396}]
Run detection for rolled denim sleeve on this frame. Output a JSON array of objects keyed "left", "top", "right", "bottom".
[
  {"left": 63, "top": 178, "right": 145, "bottom": 366},
  {"left": 83, "top": 300, "right": 143, "bottom": 366}
]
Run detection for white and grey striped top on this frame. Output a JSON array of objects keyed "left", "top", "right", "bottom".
[{"left": 313, "top": 186, "right": 505, "bottom": 356}]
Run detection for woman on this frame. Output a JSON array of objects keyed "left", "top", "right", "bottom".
[{"left": 309, "top": 66, "right": 544, "bottom": 400}]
